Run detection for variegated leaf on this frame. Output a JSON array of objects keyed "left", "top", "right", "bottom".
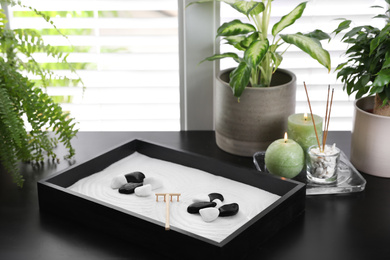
[
  {"left": 272, "top": 2, "right": 307, "bottom": 36},
  {"left": 280, "top": 33, "right": 331, "bottom": 72},
  {"left": 240, "top": 32, "right": 259, "bottom": 49},
  {"left": 224, "top": 35, "right": 247, "bottom": 51},
  {"left": 249, "top": 2, "right": 265, "bottom": 16},
  {"left": 229, "top": 62, "right": 251, "bottom": 97},
  {"left": 224, "top": 35, "right": 246, "bottom": 45},
  {"left": 243, "top": 39, "right": 269, "bottom": 69},
  {"left": 228, "top": 1, "right": 264, "bottom": 16},
  {"left": 217, "top": 19, "right": 256, "bottom": 37},
  {"left": 201, "top": 52, "right": 241, "bottom": 63},
  {"left": 271, "top": 52, "right": 283, "bottom": 72}
]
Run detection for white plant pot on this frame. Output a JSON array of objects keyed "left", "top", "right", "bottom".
[{"left": 351, "top": 96, "right": 390, "bottom": 177}]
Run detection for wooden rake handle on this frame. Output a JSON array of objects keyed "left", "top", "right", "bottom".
[
  {"left": 165, "top": 195, "right": 170, "bottom": 230},
  {"left": 155, "top": 193, "right": 181, "bottom": 231}
]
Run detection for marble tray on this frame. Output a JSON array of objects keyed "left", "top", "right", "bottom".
[
  {"left": 38, "top": 139, "right": 305, "bottom": 260},
  {"left": 253, "top": 150, "right": 366, "bottom": 195}
]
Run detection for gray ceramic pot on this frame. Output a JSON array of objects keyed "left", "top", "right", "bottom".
[
  {"left": 215, "top": 68, "right": 296, "bottom": 156},
  {"left": 351, "top": 96, "right": 390, "bottom": 177}
]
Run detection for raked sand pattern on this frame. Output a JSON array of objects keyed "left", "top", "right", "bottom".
[{"left": 68, "top": 152, "right": 280, "bottom": 243}]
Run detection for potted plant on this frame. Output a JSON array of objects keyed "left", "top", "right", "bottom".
[
  {"left": 0, "top": 0, "right": 81, "bottom": 187},
  {"left": 334, "top": 1, "right": 390, "bottom": 177},
  {"left": 188, "top": 0, "right": 331, "bottom": 156}
]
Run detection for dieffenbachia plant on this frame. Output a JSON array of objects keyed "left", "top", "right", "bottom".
[{"left": 188, "top": 0, "right": 331, "bottom": 97}]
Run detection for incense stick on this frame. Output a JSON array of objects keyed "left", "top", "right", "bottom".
[
  {"left": 322, "top": 85, "right": 330, "bottom": 151},
  {"left": 303, "top": 82, "right": 321, "bottom": 150},
  {"left": 323, "top": 88, "right": 334, "bottom": 150}
]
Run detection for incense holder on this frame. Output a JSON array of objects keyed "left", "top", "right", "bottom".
[{"left": 306, "top": 144, "right": 340, "bottom": 184}]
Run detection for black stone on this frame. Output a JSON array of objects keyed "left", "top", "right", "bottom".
[
  {"left": 187, "top": 201, "right": 217, "bottom": 214},
  {"left": 219, "top": 203, "right": 239, "bottom": 217},
  {"left": 124, "top": 171, "right": 145, "bottom": 183},
  {"left": 208, "top": 193, "right": 224, "bottom": 202},
  {"left": 118, "top": 182, "right": 143, "bottom": 194}
]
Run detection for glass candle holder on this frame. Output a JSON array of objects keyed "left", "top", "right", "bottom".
[{"left": 306, "top": 144, "right": 341, "bottom": 184}]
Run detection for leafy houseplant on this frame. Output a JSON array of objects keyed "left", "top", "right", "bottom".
[
  {"left": 0, "top": 0, "right": 81, "bottom": 187},
  {"left": 189, "top": 0, "right": 332, "bottom": 98},
  {"left": 334, "top": 1, "right": 390, "bottom": 116},
  {"left": 187, "top": 0, "right": 332, "bottom": 156},
  {"left": 333, "top": 1, "right": 390, "bottom": 177}
]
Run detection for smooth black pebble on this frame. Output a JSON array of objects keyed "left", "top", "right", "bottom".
[
  {"left": 208, "top": 192, "right": 224, "bottom": 202},
  {"left": 118, "top": 182, "right": 143, "bottom": 194},
  {"left": 124, "top": 171, "right": 145, "bottom": 183},
  {"left": 187, "top": 201, "right": 217, "bottom": 214},
  {"left": 219, "top": 203, "right": 239, "bottom": 217}
]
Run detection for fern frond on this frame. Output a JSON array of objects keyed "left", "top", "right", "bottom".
[
  {"left": 0, "top": 55, "right": 78, "bottom": 187},
  {"left": 0, "top": 1, "right": 81, "bottom": 187}
]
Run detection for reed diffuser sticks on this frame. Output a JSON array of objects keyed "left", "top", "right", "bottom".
[
  {"left": 322, "top": 86, "right": 334, "bottom": 151},
  {"left": 303, "top": 82, "right": 334, "bottom": 152},
  {"left": 303, "top": 82, "right": 322, "bottom": 149},
  {"left": 322, "top": 85, "right": 330, "bottom": 150}
]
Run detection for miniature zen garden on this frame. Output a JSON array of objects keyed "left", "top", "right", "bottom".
[{"left": 68, "top": 151, "right": 280, "bottom": 241}]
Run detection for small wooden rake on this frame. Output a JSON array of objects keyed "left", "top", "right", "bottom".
[{"left": 155, "top": 193, "right": 181, "bottom": 230}]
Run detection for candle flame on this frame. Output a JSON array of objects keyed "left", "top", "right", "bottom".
[
  {"left": 304, "top": 113, "right": 308, "bottom": 121},
  {"left": 284, "top": 132, "right": 288, "bottom": 143}
]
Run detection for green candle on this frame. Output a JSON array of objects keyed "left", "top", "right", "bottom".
[
  {"left": 264, "top": 133, "right": 304, "bottom": 178},
  {"left": 287, "top": 113, "right": 323, "bottom": 152}
]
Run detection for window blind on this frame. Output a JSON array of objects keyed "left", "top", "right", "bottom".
[
  {"left": 8, "top": 0, "right": 387, "bottom": 131},
  {"left": 220, "top": 0, "right": 387, "bottom": 131},
  {"left": 9, "top": 0, "right": 180, "bottom": 131}
]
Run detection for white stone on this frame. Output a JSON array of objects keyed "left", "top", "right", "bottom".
[
  {"left": 143, "top": 177, "right": 163, "bottom": 190},
  {"left": 110, "top": 175, "right": 127, "bottom": 189},
  {"left": 309, "top": 143, "right": 341, "bottom": 179},
  {"left": 199, "top": 207, "right": 220, "bottom": 222},
  {"left": 213, "top": 199, "right": 223, "bottom": 208},
  {"left": 135, "top": 184, "right": 152, "bottom": 197},
  {"left": 192, "top": 194, "right": 210, "bottom": 203}
]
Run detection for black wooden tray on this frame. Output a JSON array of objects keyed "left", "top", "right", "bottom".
[{"left": 38, "top": 139, "right": 305, "bottom": 260}]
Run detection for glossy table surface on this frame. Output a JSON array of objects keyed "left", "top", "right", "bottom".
[{"left": 1, "top": 131, "right": 389, "bottom": 260}]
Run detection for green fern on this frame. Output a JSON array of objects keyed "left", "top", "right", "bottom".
[{"left": 0, "top": 1, "right": 80, "bottom": 187}]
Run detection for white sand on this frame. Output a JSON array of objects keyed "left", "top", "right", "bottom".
[{"left": 68, "top": 152, "right": 280, "bottom": 243}]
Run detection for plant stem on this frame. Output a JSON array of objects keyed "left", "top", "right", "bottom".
[
  {"left": 259, "top": 53, "right": 272, "bottom": 86},
  {"left": 258, "top": 0, "right": 272, "bottom": 87},
  {"left": 261, "top": 0, "right": 269, "bottom": 40}
]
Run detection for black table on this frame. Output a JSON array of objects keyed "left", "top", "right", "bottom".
[{"left": 1, "top": 131, "right": 389, "bottom": 260}]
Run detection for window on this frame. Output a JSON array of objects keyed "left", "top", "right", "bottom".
[
  {"left": 8, "top": 0, "right": 180, "bottom": 131},
  {"left": 7, "top": 0, "right": 388, "bottom": 131}
]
